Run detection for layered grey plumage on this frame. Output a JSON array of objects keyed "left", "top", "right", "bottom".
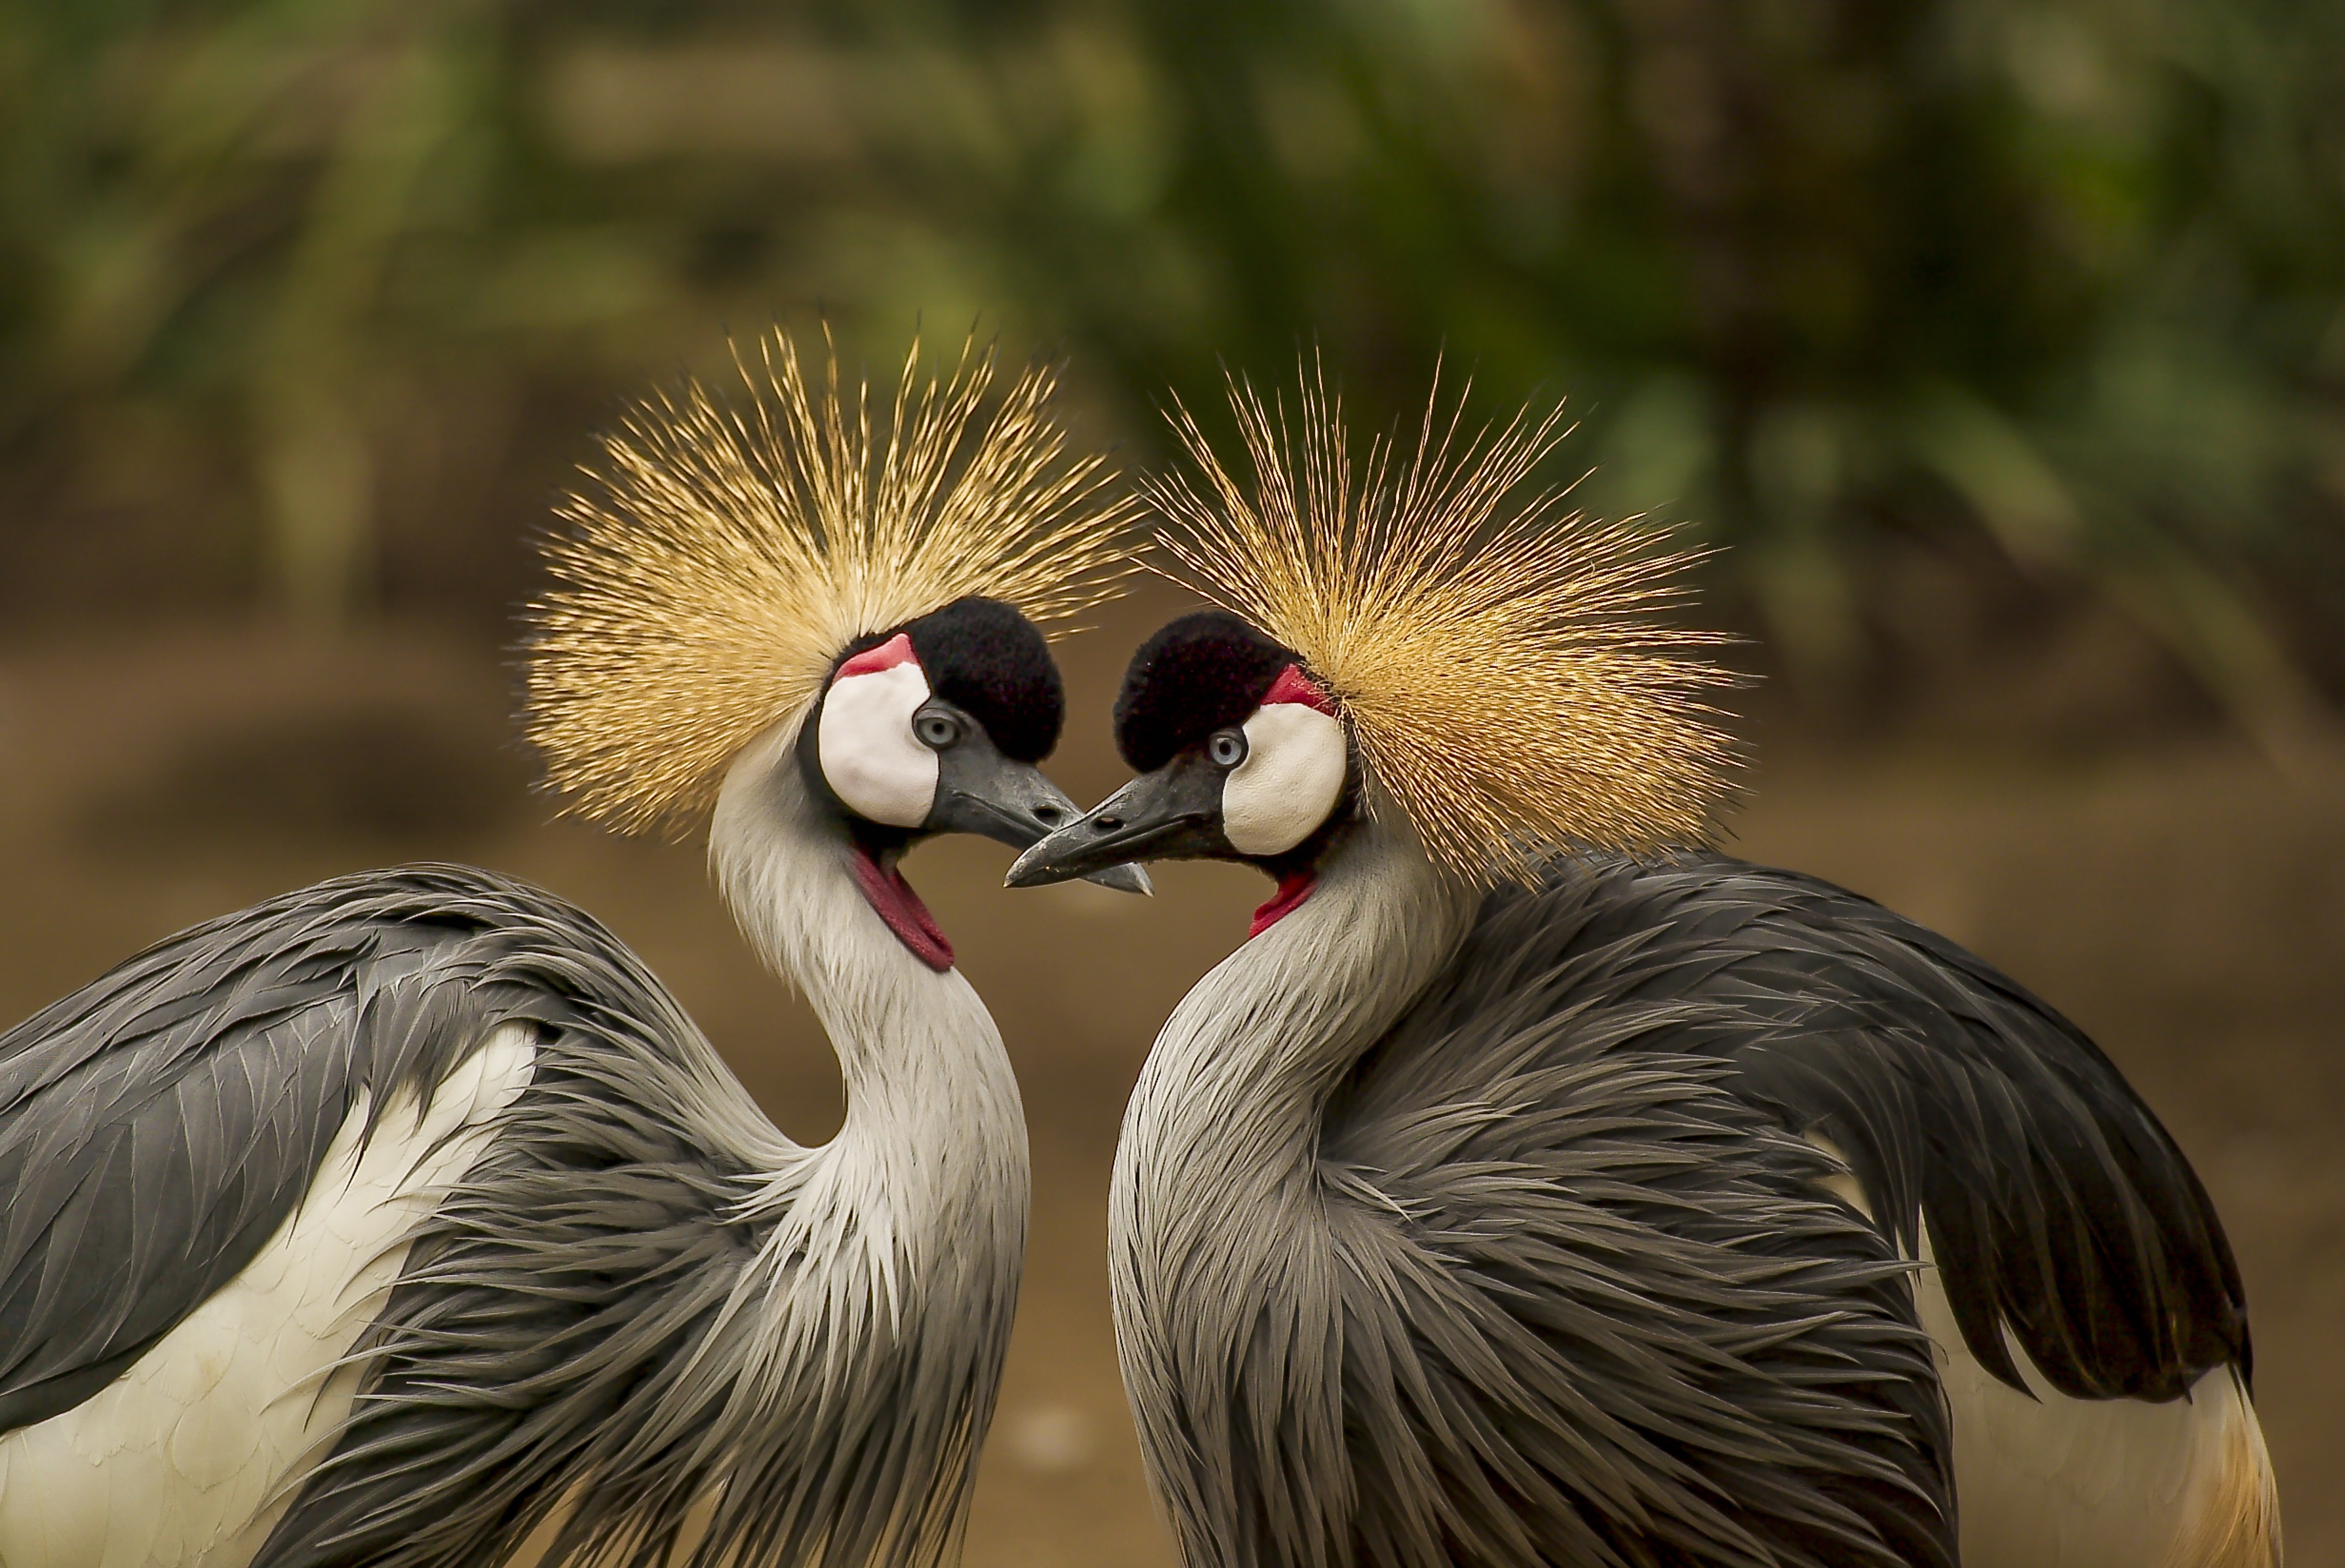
[
  {"left": 1101, "top": 816, "right": 2251, "bottom": 1568},
  {"left": 0, "top": 859, "right": 1018, "bottom": 1568}
]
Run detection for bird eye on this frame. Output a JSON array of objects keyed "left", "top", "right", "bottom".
[
  {"left": 1208, "top": 729, "right": 1248, "bottom": 768},
  {"left": 915, "top": 712, "right": 963, "bottom": 750}
]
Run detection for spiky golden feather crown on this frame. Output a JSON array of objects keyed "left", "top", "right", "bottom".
[
  {"left": 1144, "top": 362, "right": 1738, "bottom": 884},
  {"left": 525, "top": 330, "right": 1137, "bottom": 834}
]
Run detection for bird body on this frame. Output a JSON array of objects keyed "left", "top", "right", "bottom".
[
  {"left": 1010, "top": 365, "right": 2277, "bottom": 1566},
  {"left": 0, "top": 332, "right": 1138, "bottom": 1564},
  {"left": 0, "top": 781, "right": 1023, "bottom": 1563},
  {"left": 1106, "top": 824, "right": 2272, "bottom": 1567}
]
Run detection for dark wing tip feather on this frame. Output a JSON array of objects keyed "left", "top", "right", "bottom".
[{"left": 1490, "top": 854, "right": 2251, "bottom": 1403}]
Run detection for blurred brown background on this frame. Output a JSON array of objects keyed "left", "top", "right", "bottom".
[{"left": 2, "top": 0, "right": 2341, "bottom": 1561}]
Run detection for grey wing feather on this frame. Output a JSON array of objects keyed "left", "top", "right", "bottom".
[
  {"left": 0, "top": 892, "right": 362, "bottom": 1431},
  {"left": 1541, "top": 852, "right": 2249, "bottom": 1400},
  {"left": 1313, "top": 893, "right": 1955, "bottom": 1568},
  {"left": 0, "top": 866, "right": 605, "bottom": 1437},
  {"left": 1286, "top": 847, "right": 2246, "bottom": 1568}
]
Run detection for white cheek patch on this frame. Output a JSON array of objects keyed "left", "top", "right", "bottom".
[
  {"left": 817, "top": 660, "right": 939, "bottom": 828},
  {"left": 1223, "top": 702, "right": 1347, "bottom": 857}
]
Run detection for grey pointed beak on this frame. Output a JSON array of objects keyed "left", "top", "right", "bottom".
[
  {"left": 1005, "top": 761, "right": 1228, "bottom": 888},
  {"left": 926, "top": 748, "right": 1151, "bottom": 895}
]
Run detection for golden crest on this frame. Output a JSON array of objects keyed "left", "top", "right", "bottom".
[
  {"left": 525, "top": 330, "right": 1136, "bottom": 834},
  {"left": 1145, "top": 358, "right": 1736, "bottom": 882}
]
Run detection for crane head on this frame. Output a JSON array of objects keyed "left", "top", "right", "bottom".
[
  {"left": 1006, "top": 610, "right": 1349, "bottom": 931},
  {"left": 1016, "top": 358, "right": 1738, "bottom": 904},
  {"left": 522, "top": 328, "right": 1148, "bottom": 969},
  {"left": 792, "top": 595, "right": 1148, "bottom": 966},
  {"left": 523, "top": 327, "right": 1138, "bottom": 839}
]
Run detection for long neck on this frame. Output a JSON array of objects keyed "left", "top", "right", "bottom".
[
  {"left": 1107, "top": 805, "right": 1478, "bottom": 1564},
  {"left": 709, "top": 717, "right": 1026, "bottom": 1366},
  {"left": 1124, "top": 807, "right": 1476, "bottom": 1182},
  {"left": 711, "top": 722, "right": 1027, "bottom": 1221},
  {"left": 683, "top": 720, "right": 1025, "bottom": 1567},
  {"left": 1112, "top": 805, "right": 1477, "bottom": 1294}
]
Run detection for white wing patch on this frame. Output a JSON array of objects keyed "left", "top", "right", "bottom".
[
  {"left": 0, "top": 1024, "right": 537, "bottom": 1568},
  {"left": 1808, "top": 1137, "right": 2280, "bottom": 1567},
  {"left": 1916, "top": 1225, "right": 2278, "bottom": 1568},
  {"left": 1223, "top": 704, "right": 1347, "bottom": 858},
  {"left": 816, "top": 662, "right": 938, "bottom": 830}
]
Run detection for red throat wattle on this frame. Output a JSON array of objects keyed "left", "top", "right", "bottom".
[
  {"left": 1249, "top": 869, "right": 1318, "bottom": 938},
  {"left": 850, "top": 847, "right": 955, "bottom": 971}
]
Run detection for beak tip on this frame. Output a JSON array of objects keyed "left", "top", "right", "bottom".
[
  {"left": 1093, "top": 862, "right": 1153, "bottom": 896},
  {"left": 1003, "top": 842, "right": 1148, "bottom": 893}
]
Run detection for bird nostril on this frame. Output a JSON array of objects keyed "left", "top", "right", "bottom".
[
  {"left": 1095, "top": 816, "right": 1124, "bottom": 831},
  {"left": 1033, "top": 804, "right": 1065, "bottom": 825}
]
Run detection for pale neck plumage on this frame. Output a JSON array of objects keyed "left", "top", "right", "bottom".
[
  {"left": 708, "top": 716, "right": 1028, "bottom": 1321},
  {"left": 1107, "top": 805, "right": 1477, "bottom": 1564},
  {"left": 1126, "top": 806, "right": 1475, "bottom": 1169},
  {"left": 1111, "top": 804, "right": 1476, "bottom": 1288}
]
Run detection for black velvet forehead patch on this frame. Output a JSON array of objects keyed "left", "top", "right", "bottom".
[
  {"left": 893, "top": 596, "right": 1064, "bottom": 762},
  {"left": 1114, "top": 611, "right": 1299, "bottom": 772}
]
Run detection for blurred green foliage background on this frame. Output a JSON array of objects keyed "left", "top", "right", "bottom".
[{"left": 4, "top": 0, "right": 2341, "bottom": 741}]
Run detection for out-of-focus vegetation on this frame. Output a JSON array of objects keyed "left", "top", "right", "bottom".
[{"left": 3, "top": 0, "right": 2341, "bottom": 739}]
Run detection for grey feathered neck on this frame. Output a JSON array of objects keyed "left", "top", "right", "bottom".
[
  {"left": 1108, "top": 812, "right": 1475, "bottom": 1562},
  {"left": 696, "top": 718, "right": 1031, "bottom": 1562}
]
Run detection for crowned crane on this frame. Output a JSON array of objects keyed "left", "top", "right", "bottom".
[
  {"left": 0, "top": 332, "right": 1146, "bottom": 1568},
  {"left": 1009, "top": 370, "right": 2279, "bottom": 1568}
]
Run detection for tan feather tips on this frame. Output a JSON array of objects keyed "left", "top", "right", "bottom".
[
  {"left": 524, "top": 330, "right": 1139, "bottom": 835},
  {"left": 1145, "top": 364, "right": 1738, "bottom": 884}
]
